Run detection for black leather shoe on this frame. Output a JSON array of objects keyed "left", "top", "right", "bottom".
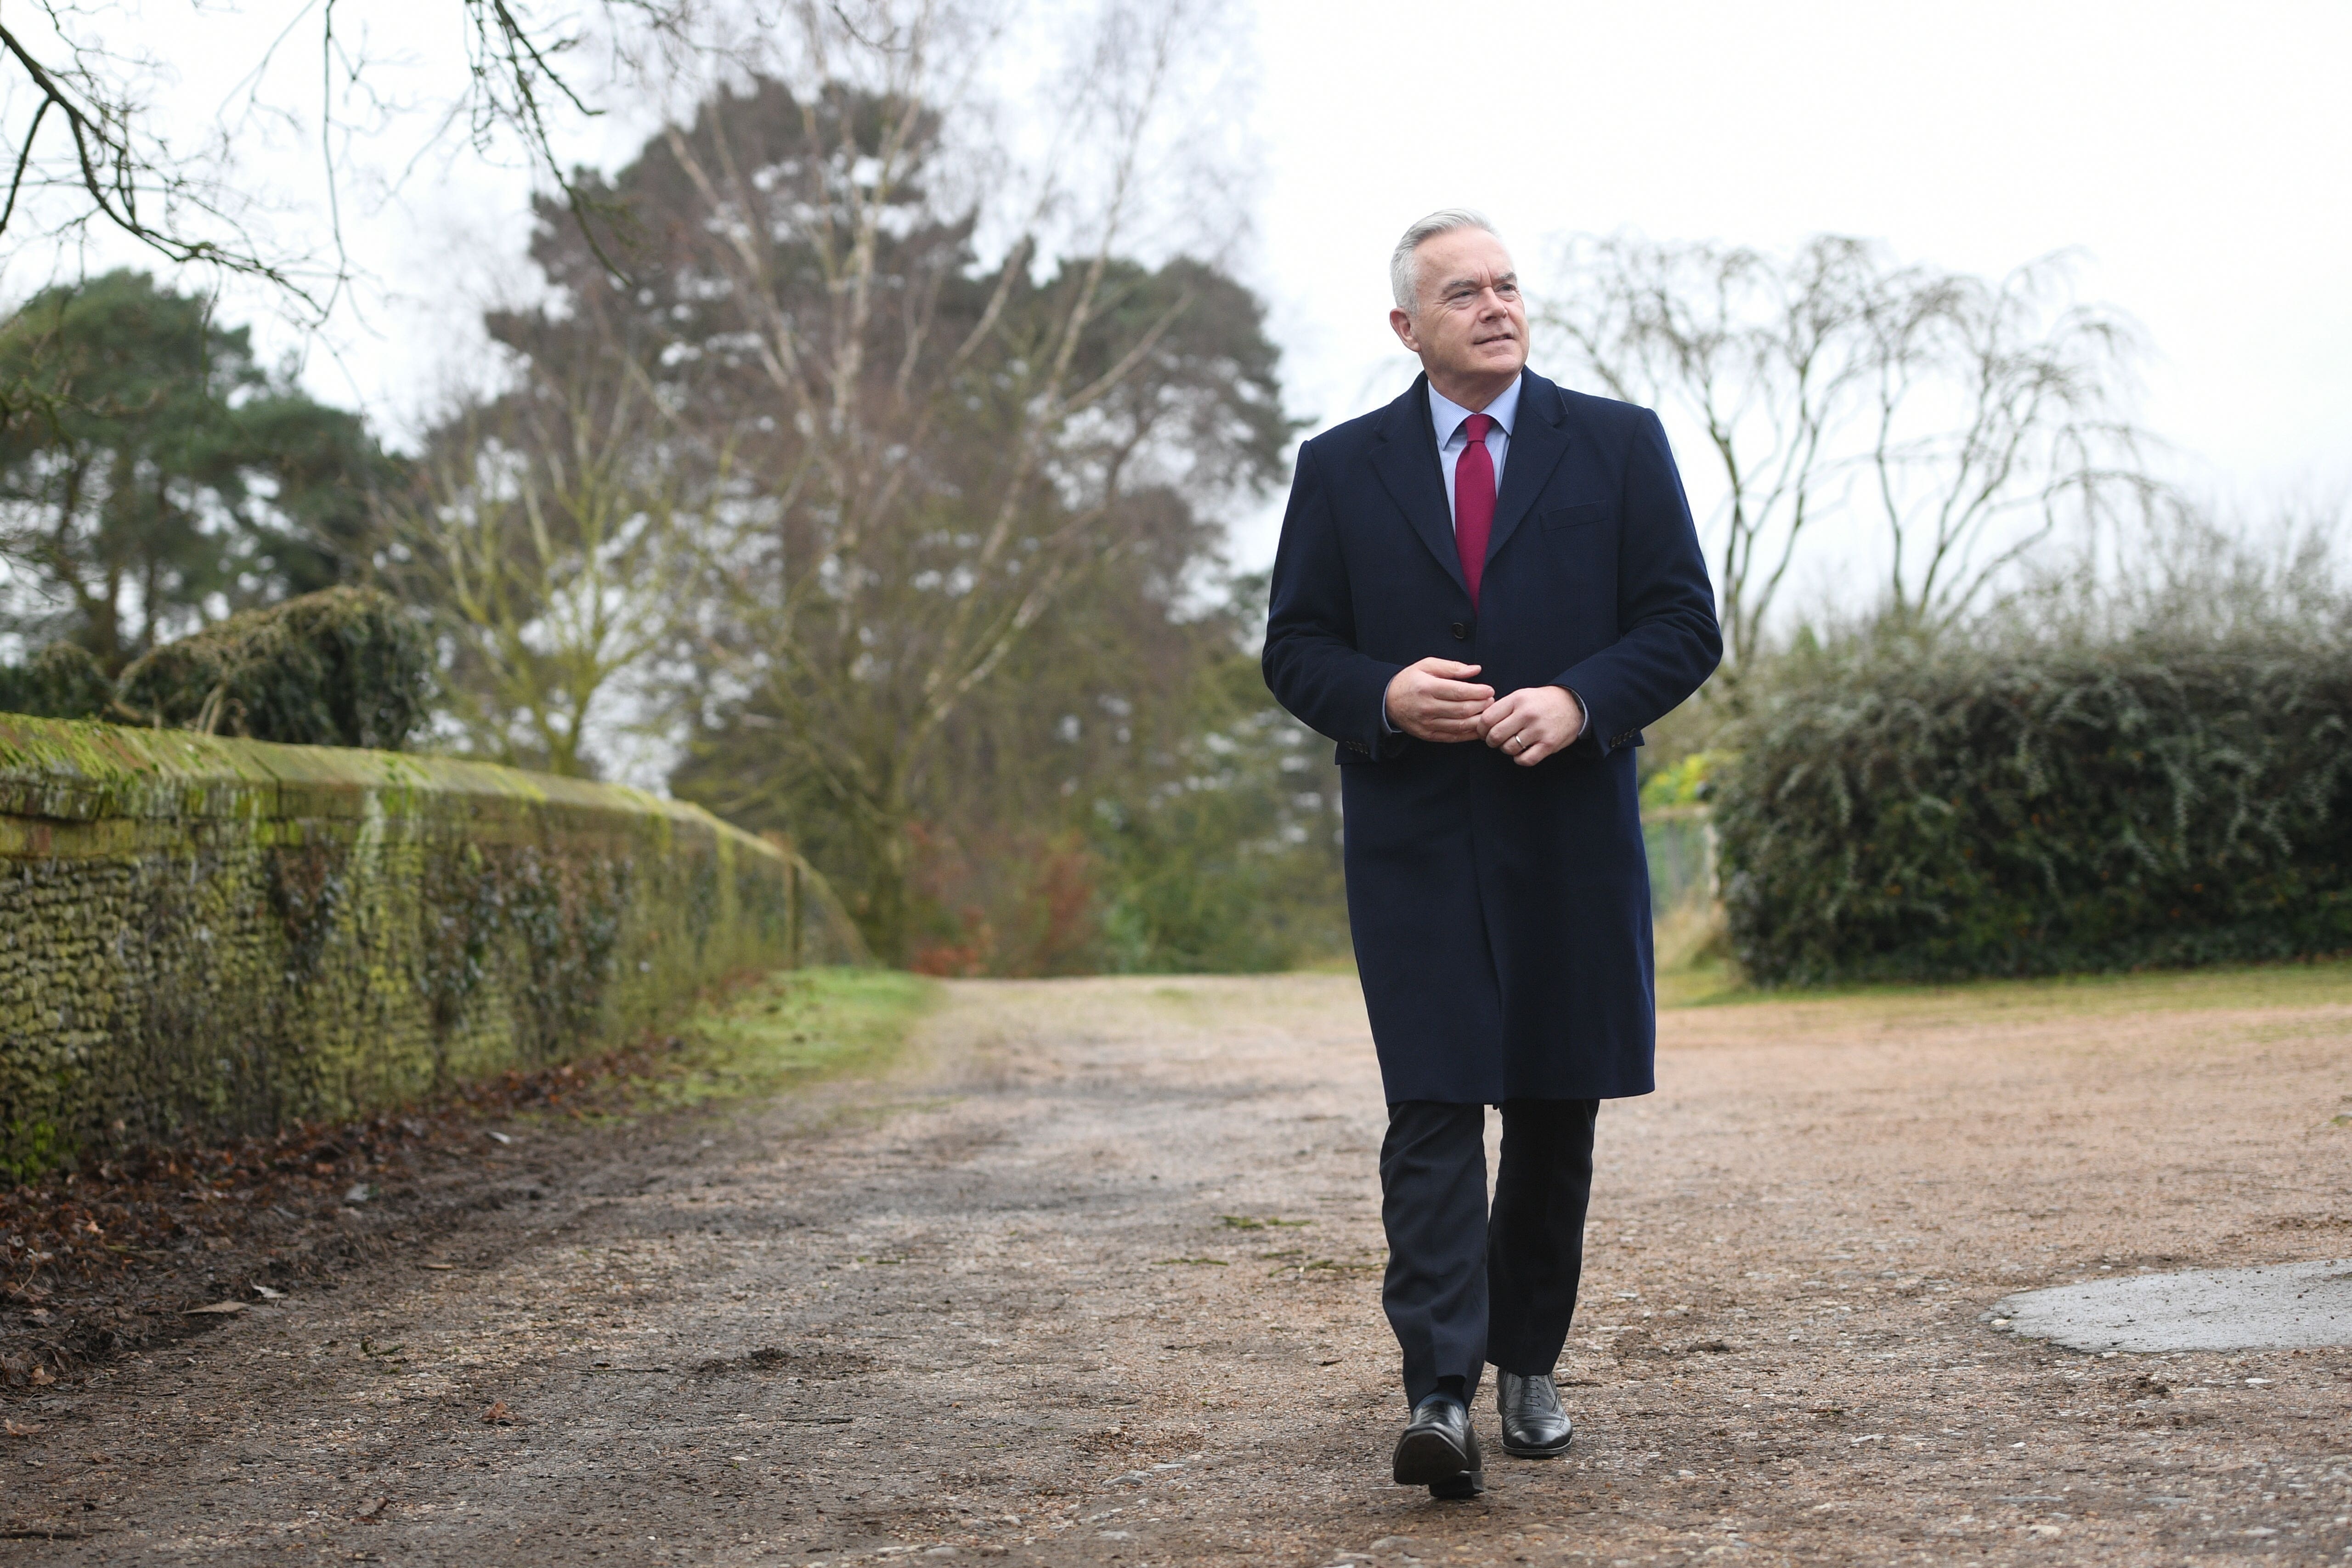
[
  {"left": 1393, "top": 1395, "right": 1484, "bottom": 1497},
  {"left": 1496, "top": 1369, "right": 1573, "bottom": 1457}
]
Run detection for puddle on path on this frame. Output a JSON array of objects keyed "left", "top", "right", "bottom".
[{"left": 1991, "top": 1259, "right": 2352, "bottom": 1351}]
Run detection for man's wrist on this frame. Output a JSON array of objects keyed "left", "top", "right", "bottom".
[{"left": 1555, "top": 684, "right": 1588, "bottom": 743}]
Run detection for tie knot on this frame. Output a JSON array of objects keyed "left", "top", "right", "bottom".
[{"left": 1463, "top": 413, "right": 1493, "bottom": 442}]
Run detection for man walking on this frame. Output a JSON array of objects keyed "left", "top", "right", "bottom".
[{"left": 1262, "top": 210, "right": 1720, "bottom": 1498}]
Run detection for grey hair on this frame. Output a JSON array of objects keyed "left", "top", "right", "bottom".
[{"left": 1390, "top": 209, "right": 1500, "bottom": 313}]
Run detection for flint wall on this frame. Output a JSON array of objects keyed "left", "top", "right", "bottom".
[{"left": 0, "top": 716, "right": 849, "bottom": 1179}]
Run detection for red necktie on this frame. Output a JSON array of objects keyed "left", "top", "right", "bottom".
[{"left": 1455, "top": 412, "right": 1495, "bottom": 607}]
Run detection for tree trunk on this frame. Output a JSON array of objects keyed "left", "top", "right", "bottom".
[{"left": 852, "top": 804, "right": 916, "bottom": 968}]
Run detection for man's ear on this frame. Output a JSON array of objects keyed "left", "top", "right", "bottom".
[{"left": 1389, "top": 307, "right": 1420, "bottom": 353}]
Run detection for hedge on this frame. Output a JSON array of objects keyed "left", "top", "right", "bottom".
[
  {"left": 1714, "top": 632, "right": 2352, "bottom": 985},
  {"left": 4, "top": 587, "right": 435, "bottom": 750},
  {"left": 0, "top": 642, "right": 112, "bottom": 721},
  {"left": 113, "top": 585, "right": 435, "bottom": 748}
]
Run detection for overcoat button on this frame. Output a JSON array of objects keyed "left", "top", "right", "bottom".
[{"left": 1449, "top": 622, "right": 1468, "bottom": 640}]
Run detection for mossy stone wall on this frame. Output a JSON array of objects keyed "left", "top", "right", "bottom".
[{"left": 0, "top": 716, "right": 843, "bottom": 1179}]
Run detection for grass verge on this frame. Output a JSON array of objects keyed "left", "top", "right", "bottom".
[
  {"left": 641, "top": 967, "right": 938, "bottom": 1111},
  {"left": 1285, "top": 903, "right": 2348, "bottom": 1022},
  {"left": 1662, "top": 951, "right": 2352, "bottom": 1020}
]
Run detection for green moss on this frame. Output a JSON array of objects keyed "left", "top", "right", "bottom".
[{"left": 0, "top": 1117, "right": 70, "bottom": 1186}]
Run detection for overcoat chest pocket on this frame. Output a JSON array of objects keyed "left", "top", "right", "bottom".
[{"left": 1541, "top": 502, "right": 1610, "bottom": 531}]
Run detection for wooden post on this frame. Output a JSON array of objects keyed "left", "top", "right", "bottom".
[{"left": 787, "top": 851, "right": 805, "bottom": 971}]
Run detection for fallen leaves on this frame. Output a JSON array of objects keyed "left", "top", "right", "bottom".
[{"left": 1, "top": 1022, "right": 700, "bottom": 1385}]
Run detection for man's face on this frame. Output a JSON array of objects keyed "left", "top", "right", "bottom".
[{"left": 1390, "top": 228, "right": 1527, "bottom": 392}]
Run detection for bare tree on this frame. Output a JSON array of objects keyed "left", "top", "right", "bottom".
[
  {"left": 1538, "top": 235, "right": 2154, "bottom": 670},
  {"left": 0, "top": 0, "right": 693, "bottom": 311},
  {"left": 383, "top": 318, "right": 695, "bottom": 777}
]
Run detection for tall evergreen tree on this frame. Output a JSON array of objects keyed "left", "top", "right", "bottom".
[
  {"left": 0, "top": 271, "right": 396, "bottom": 669},
  {"left": 494, "top": 74, "right": 1293, "bottom": 962}
]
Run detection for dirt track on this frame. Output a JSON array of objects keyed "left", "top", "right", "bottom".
[{"left": 5, "top": 970, "right": 2351, "bottom": 1565}]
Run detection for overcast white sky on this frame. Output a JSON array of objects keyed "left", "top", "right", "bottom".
[
  {"left": 12, "top": 0, "right": 2347, "bottom": 577},
  {"left": 1236, "top": 0, "right": 2352, "bottom": 569}
]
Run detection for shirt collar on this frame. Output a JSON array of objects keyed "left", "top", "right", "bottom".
[{"left": 1428, "top": 373, "right": 1523, "bottom": 450}]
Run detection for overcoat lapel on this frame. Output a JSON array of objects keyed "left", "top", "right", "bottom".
[
  {"left": 1485, "top": 371, "right": 1572, "bottom": 571},
  {"left": 1368, "top": 376, "right": 1468, "bottom": 599}
]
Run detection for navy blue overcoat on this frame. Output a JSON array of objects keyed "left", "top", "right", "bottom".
[{"left": 1263, "top": 369, "right": 1721, "bottom": 1104}]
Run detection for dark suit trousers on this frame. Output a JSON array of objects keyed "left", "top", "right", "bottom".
[{"left": 1380, "top": 1098, "right": 1598, "bottom": 1407}]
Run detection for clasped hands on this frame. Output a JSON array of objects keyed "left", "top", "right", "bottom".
[{"left": 1383, "top": 658, "right": 1584, "bottom": 766}]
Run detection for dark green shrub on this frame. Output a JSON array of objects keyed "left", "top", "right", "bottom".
[
  {"left": 1716, "top": 630, "right": 2352, "bottom": 985},
  {"left": 0, "top": 641, "right": 112, "bottom": 720},
  {"left": 115, "top": 585, "right": 435, "bottom": 750}
]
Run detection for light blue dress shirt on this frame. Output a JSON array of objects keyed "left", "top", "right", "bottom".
[
  {"left": 1429, "top": 373, "right": 1521, "bottom": 529},
  {"left": 1380, "top": 374, "right": 1525, "bottom": 732}
]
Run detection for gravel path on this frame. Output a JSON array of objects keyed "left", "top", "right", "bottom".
[{"left": 5, "top": 970, "right": 2350, "bottom": 1566}]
